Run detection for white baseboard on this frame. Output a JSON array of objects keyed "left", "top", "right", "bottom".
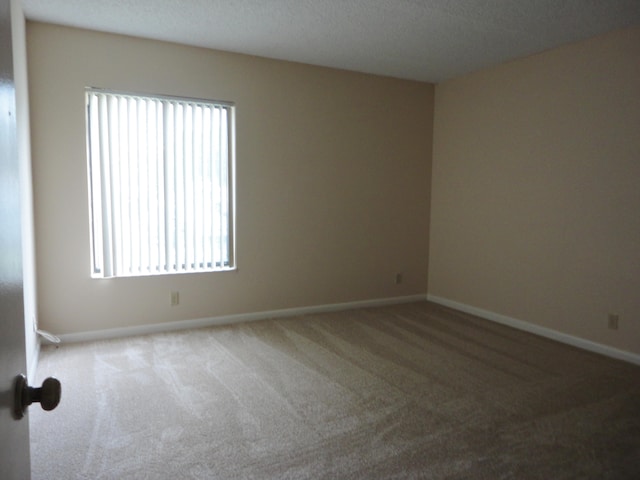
[
  {"left": 51, "top": 293, "right": 640, "bottom": 366},
  {"left": 55, "top": 294, "right": 428, "bottom": 344},
  {"left": 427, "top": 294, "right": 640, "bottom": 366}
]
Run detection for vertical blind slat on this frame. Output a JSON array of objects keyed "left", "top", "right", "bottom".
[
  {"left": 163, "top": 101, "right": 172, "bottom": 272},
  {"left": 212, "top": 107, "right": 218, "bottom": 266},
  {"left": 191, "top": 105, "right": 196, "bottom": 268},
  {"left": 219, "top": 107, "right": 227, "bottom": 265}
]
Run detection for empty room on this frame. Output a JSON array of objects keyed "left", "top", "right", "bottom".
[{"left": 1, "top": 0, "right": 639, "bottom": 478}]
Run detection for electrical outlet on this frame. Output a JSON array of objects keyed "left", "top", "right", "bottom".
[
  {"left": 395, "top": 273, "right": 403, "bottom": 285},
  {"left": 171, "top": 291, "right": 180, "bottom": 306},
  {"left": 608, "top": 314, "right": 619, "bottom": 330}
]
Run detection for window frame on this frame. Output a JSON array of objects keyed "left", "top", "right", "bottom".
[{"left": 85, "top": 87, "right": 236, "bottom": 278}]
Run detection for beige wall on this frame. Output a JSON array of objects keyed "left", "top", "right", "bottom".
[
  {"left": 27, "top": 22, "right": 434, "bottom": 335},
  {"left": 429, "top": 27, "right": 640, "bottom": 355}
]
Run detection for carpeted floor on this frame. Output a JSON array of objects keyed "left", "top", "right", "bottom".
[{"left": 29, "top": 302, "right": 640, "bottom": 479}]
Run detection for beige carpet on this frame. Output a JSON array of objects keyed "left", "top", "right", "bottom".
[{"left": 29, "top": 302, "right": 640, "bottom": 479}]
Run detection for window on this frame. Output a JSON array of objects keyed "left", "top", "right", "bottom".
[{"left": 86, "top": 89, "right": 235, "bottom": 278}]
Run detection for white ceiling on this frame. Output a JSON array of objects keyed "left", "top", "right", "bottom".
[{"left": 20, "top": 0, "right": 640, "bottom": 83}]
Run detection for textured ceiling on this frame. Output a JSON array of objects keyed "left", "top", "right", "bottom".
[{"left": 20, "top": 0, "right": 640, "bottom": 83}]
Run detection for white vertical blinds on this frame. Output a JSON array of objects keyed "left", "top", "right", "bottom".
[{"left": 86, "top": 89, "right": 234, "bottom": 278}]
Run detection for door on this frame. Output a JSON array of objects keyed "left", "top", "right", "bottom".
[{"left": 0, "top": 0, "right": 31, "bottom": 477}]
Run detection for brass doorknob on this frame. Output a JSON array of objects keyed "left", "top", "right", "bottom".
[{"left": 13, "top": 374, "right": 61, "bottom": 419}]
